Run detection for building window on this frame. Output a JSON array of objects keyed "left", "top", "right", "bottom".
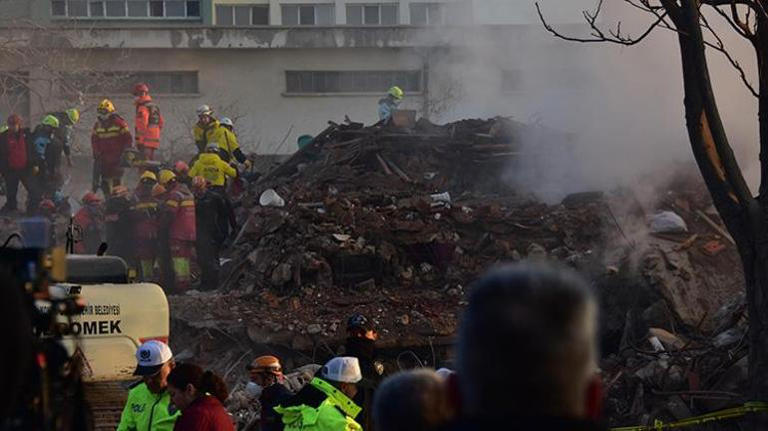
[
  {"left": 62, "top": 71, "right": 198, "bottom": 94},
  {"left": 410, "top": 3, "right": 443, "bottom": 25},
  {"left": 501, "top": 70, "right": 522, "bottom": 93},
  {"left": 216, "top": 4, "right": 269, "bottom": 26},
  {"left": 281, "top": 4, "right": 335, "bottom": 26},
  {"left": 51, "top": 0, "right": 200, "bottom": 18},
  {"left": 285, "top": 70, "right": 422, "bottom": 94},
  {"left": 347, "top": 4, "right": 398, "bottom": 25}
]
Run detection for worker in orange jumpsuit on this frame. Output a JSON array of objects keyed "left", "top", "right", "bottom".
[
  {"left": 158, "top": 169, "right": 196, "bottom": 293},
  {"left": 133, "top": 83, "right": 164, "bottom": 161},
  {"left": 92, "top": 99, "right": 132, "bottom": 196},
  {"left": 132, "top": 170, "right": 160, "bottom": 281},
  {"left": 73, "top": 192, "right": 104, "bottom": 254}
]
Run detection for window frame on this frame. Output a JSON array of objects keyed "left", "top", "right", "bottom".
[
  {"left": 216, "top": 4, "right": 270, "bottom": 26},
  {"left": 409, "top": 2, "right": 444, "bottom": 25},
  {"left": 51, "top": 0, "right": 201, "bottom": 19},
  {"left": 59, "top": 71, "right": 200, "bottom": 95},
  {"left": 284, "top": 70, "right": 423, "bottom": 95},
  {"left": 346, "top": 3, "right": 399, "bottom": 26},
  {"left": 281, "top": 4, "right": 335, "bottom": 26}
]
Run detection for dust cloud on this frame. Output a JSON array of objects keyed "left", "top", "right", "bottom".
[{"left": 426, "top": 0, "right": 759, "bottom": 203}]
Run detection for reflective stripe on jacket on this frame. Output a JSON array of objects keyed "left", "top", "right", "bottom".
[
  {"left": 162, "top": 184, "right": 196, "bottom": 242},
  {"left": 193, "top": 120, "right": 241, "bottom": 160},
  {"left": 135, "top": 99, "right": 163, "bottom": 149},
  {"left": 116, "top": 382, "right": 179, "bottom": 431},
  {"left": 188, "top": 153, "right": 237, "bottom": 187},
  {"left": 275, "top": 378, "right": 362, "bottom": 431},
  {"left": 92, "top": 114, "right": 132, "bottom": 176}
]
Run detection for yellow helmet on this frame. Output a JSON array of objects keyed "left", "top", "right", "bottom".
[
  {"left": 98, "top": 99, "right": 115, "bottom": 114},
  {"left": 66, "top": 108, "right": 80, "bottom": 124},
  {"left": 388, "top": 86, "right": 404, "bottom": 100},
  {"left": 41, "top": 115, "right": 60, "bottom": 128},
  {"left": 140, "top": 170, "right": 158, "bottom": 183},
  {"left": 158, "top": 169, "right": 176, "bottom": 185}
]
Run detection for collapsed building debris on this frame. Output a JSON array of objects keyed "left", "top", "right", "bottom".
[{"left": 168, "top": 118, "right": 747, "bottom": 427}]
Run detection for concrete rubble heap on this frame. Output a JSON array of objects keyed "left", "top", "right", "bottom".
[{"left": 169, "top": 118, "right": 748, "bottom": 427}]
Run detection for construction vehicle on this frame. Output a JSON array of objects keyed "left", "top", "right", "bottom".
[{"left": 59, "top": 254, "right": 170, "bottom": 430}]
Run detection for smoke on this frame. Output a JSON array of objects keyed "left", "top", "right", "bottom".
[{"left": 423, "top": 0, "right": 759, "bottom": 202}]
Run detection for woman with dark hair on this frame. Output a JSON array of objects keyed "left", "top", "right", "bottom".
[{"left": 167, "top": 363, "right": 234, "bottom": 431}]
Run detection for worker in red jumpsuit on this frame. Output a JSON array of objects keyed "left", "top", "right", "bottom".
[
  {"left": 73, "top": 192, "right": 104, "bottom": 254},
  {"left": 158, "top": 169, "right": 196, "bottom": 293},
  {"left": 92, "top": 99, "right": 132, "bottom": 196},
  {"left": 132, "top": 170, "right": 160, "bottom": 281},
  {"left": 133, "top": 83, "right": 164, "bottom": 161},
  {"left": 0, "top": 114, "right": 40, "bottom": 214}
]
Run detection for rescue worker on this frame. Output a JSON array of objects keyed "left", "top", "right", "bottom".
[
  {"left": 188, "top": 143, "right": 237, "bottom": 192},
  {"left": 105, "top": 185, "right": 136, "bottom": 265},
  {"left": 344, "top": 313, "right": 382, "bottom": 431},
  {"left": 158, "top": 169, "right": 196, "bottom": 293},
  {"left": 246, "top": 355, "right": 293, "bottom": 431},
  {"left": 92, "top": 99, "right": 132, "bottom": 196},
  {"left": 73, "top": 192, "right": 104, "bottom": 254},
  {"left": 31, "top": 115, "right": 60, "bottom": 197},
  {"left": 0, "top": 114, "right": 40, "bottom": 213},
  {"left": 192, "top": 175, "right": 234, "bottom": 290},
  {"left": 132, "top": 171, "right": 160, "bottom": 281},
  {"left": 117, "top": 340, "right": 180, "bottom": 431},
  {"left": 192, "top": 106, "right": 249, "bottom": 166},
  {"left": 133, "top": 83, "right": 164, "bottom": 161},
  {"left": 48, "top": 108, "right": 79, "bottom": 173},
  {"left": 174, "top": 160, "right": 192, "bottom": 187},
  {"left": 378, "top": 86, "right": 404, "bottom": 123},
  {"left": 276, "top": 357, "right": 363, "bottom": 431}
]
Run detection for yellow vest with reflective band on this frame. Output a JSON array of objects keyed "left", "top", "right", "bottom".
[
  {"left": 188, "top": 153, "right": 237, "bottom": 187},
  {"left": 275, "top": 378, "right": 362, "bottom": 431},
  {"left": 116, "top": 382, "right": 179, "bottom": 431},
  {"left": 193, "top": 120, "right": 240, "bottom": 158}
]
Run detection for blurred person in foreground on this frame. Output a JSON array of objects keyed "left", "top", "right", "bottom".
[
  {"left": 373, "top": 369, "right": 454, "bottom": 431},
  {"left": 454, "top": 263, "right": 605, "bottom": 431},
  {"left": 167, "top": 363, "right": 234, "bottom": 431},
  {"left": 246, "top": 355, "right": 293, "bottom": 431}
]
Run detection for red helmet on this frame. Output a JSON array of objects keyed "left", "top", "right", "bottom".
[
  {"left": 82, "top": 192, "right": 102, "bottom": 205},
  {"left": 174, "top": 161, "right": 189, "bottom": 174},
  {"left": 132, "top": 82, "right": 150, "bottom": 96},
  {"left": 39, "top": 199, "right": 56, "bottom": 212},
  {"left": 111, "top": 185, "right": 129, "bottom": 198}
]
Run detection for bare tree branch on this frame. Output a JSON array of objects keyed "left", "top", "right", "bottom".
[
  {"left": 700, "top": 13, "right": 760, "bottom": 97},
  {"left": 535, "top": 0, "right": 668, "bottom": 45}
]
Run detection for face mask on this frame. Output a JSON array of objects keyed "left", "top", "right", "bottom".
[{"left": 245, "top": 382, "right": 263, "bottom": 399}]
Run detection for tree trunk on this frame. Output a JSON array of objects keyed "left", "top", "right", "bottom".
[{"left": 672, "top": 0, "right": 768, "bottom": 412}]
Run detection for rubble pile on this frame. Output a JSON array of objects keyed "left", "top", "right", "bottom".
[{"left": 169, "top": 118, "right": 747, "bottom": 427}]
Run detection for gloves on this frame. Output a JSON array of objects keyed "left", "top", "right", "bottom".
[
  {"left": 244, "top": 159, "right": 253, "bottom": 170},
  {"left": 32, "top": 166, "right": 39, "bottom": 175}
]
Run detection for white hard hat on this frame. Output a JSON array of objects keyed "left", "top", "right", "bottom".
[
  {"left": 133, "top": 340, "right": 173, "bottom": 376},
  {"left": 196, "top": 104, "right": 213, "bottom": 116},
  {"left": 321, "top": 357, "right": 362, "bottom": 384},
  {"left": 219, "top": 117, "right": 234, "bottom": 127}
]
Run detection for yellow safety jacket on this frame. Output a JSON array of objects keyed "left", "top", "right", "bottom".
[
  {"left": 193, "top": 120, "right": 241, "bottom": 161},
  {"left": 188, "top": 153, "right": 237, "bottom": 187},
  {"left": 116, "top": 382, "right": 179, "bottom": 431},
  {"left": 275, "top": 378, "right": 362, "bottom": 431}
]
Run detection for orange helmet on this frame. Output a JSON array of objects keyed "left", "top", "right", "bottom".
[
  {"left": 151, "top": 184, "right": 166, "bottom": 198},
  {"left": 246, "top": 355, "right": 282, "bottom": 374},
  {"left": 174, "top": 161, "right": 189, "bottom": 174},
  {"left": 191, "top": 175, "right": 207, "bottom": 191},
  {"left": 82, "top": 192, "right": 102, "bottom": 205}
]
